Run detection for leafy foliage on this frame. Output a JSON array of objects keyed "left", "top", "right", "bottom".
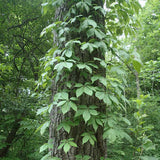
[
  {"left": 1, "top": 0, "right": 159, "bottom": 159},
  {"left": 0, "top": 0, "right": 50, "bottom": 159},
  {"left": 38, "top": 0, "right": 142, "bottom": 159}
]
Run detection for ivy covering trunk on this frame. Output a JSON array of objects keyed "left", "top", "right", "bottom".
[
  {"left": 39, "top": 0, "right": 142, "bottom": 159},
  {"left": 48, "top": 0, "right": 107, "bottom": 159}
]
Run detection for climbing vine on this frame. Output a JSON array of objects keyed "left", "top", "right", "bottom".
[{"left": 38, "top": 0, "right": 142, "bottom": 159}]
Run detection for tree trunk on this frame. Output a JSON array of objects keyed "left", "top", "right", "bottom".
[
  {"left": 0, "top": 119, "right": 21, "bottom": 157},
  {"left": 49, "top": 0, "right": 107, "bottom": 159},
  {"left": 135, "top": 71, "right": 141, "bottom": 98}
]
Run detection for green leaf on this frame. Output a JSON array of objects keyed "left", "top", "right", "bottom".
[
  {"left": 41, "top": 3, "right": 48, "bottom": 15},
  {"left": 89, "top": 137, "right": 95, "bottom": 145},
  {"left": 75, "top": 83, "right": 83, "bottom": 87},
  {"left": 83, "top": 110, "right": 91, "bottom": 123},
  {"left": 103, "top": 128, "right": 117, "bottom": 142},
  {"left": 96, "top": 119, "right": 103, "bottom": 126},
  {"left": 120, "top": 131, "right": 132, "bottom": 143},
  {"left": 48, "top": 139, "right": 54, "bottom": 149},
  {"left": 58, "top": 143, "right": 64, "bottom": 150},
  {"left": 99, "top": 77, "right": 107, "bottom": 86},
  {"left": 37, "top": 107, "right": 48, "bottom": 115},
  {"left": 142, "top": 139, "right": 155, "bottom": 151},
  {"left": 85, "top": 65, "right": 92, "bottom": 73},
  {"left": 81, "top": 132, "right": 96, "bottom": 145},
  {"left": 81, "top": 42, "right": 97, "bottom": 53},
  {"left": 89, "top": 110, "right": 98, "bottom": 116},
  {"left": 91, "top": 75, "right": 106, "bottom": 86},
  {"left": 108, "top": 119, "right": 117, "bottom": 127},
  {"left": 76, "top": 1, "right": 91, "bottom": 13},
  {"left": 75, "top": 109, "right": 84, "bottom": 117},
  {"left": 58, "top": 122, "right": 72, "bottom": 133},
  {"left": 52, "top": 157, "right": 62, "bottom": 160},
  {"left": 54, "top": 62, "right": 73, "bottom": 72},
  {"left": 104, "top": 129, "right": 132, "bottom": 143},
  {"left": 40, "top": 143, "right": 48, "bottom": 153},
  {"left": 88, "top": 28, "right": 106, "bottom": 40},
  {"left": 81, "top": 43, "right": 89, "bottom": 50},
  {"left": 133, "top": 60, "right": 142, "bottom": 73},
  {"left": 63, "top": 123, "right": 71, "bottom": 133},
  {"left": 87, "top": 63, "right": 98, "bottom": 69},
  {"left": 77, "top": 63, "right": 86, "bottom": 69},
  {"left": 61, "top": 102, "right": 70, "bottom": 114},
  {"left": 100, "top": 60, "right": 107, "bottom": 68},
  {"left": 91, "top": 75, "right": 100, "bottom": 83},
  {"left": 70, "top": 97, "right": 78, "bottom": 101},
  {"left": 131, "top": 51, "right": 143, "bottom": 73},
  {"left": 103, "top": 95, "right": 112, "bottom": 105},
  {"left": 95, "top": 91, "right": 105, "bottom": 100},
  {"left": 69, "top": 101, "right": 77, "bottom": 111},
  {"left": 121, "top": 117, "right": 131, "bottom": 125},
  {"left": 82, "top": 136, "right": 90, "bottom": 144},
  {"left": 77, "top": 63, "right": 92, "bottom": 73},
  {"left": 88, "top": 105, "right": 97, "bottom": 109},
  {"left": 57, "top": 101, "right": 66, "bottom": 107},
  {"left": 86, "top": 28, "right": 95, "bottom": 37},
  {"left": 52, "top": 0, "right": 64, "bottom": 7},
  {"left": 84, "top": 86, "right": 93, "bottom": 96},
  {"left": 81, "top": 18, "right": 97, "bottom": 30},
  {"left": 76, "top": 154, "right": 91, "bottom": 160},
  {"left": 64, "top": 143, "right": 71, "bottom": 153},
  {"left": 65, "top": 62, "right": 73, "bottom": 70},
  {"left": 109, "top": 95, "right": 119, "bottom": 105},
  {"left": 40, "top": 121, "right": 50, "bottom": 135},
  {"left": 95, "top": 29, "right": 106, "bottom": 39},
  {"left": 40, "top": 153, "right": 50, "bottom": 160},
  {"left": 40, "top": 23, "right": 56, "bottom": 37},
  {"left": 93, "top": 122, "right": 98, "bottom": 131},
  {"left": 76, "top": 87, "right": 84, "bottom": 97},
  {"left": 61, "top": 92, "right": 69, "bottom": 100},
  {"left": 69, "top": 141, "right": 77, "bottom": 147},
  {"left": 65, "top": 49, "right": 72, "bottom": 58},
  {"left": 132, "top": 1, "right": 141, "bottom": 15},
  {"left": 140, "top": 156, "right": 158, "bottom": 160},
  {"left": 93, "top": 6, "right": 106, "bottom": 16}
]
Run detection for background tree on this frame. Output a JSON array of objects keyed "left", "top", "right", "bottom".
[
  {"left": 133, "top": 0, "right": 160, "bottom": 62},
  {"left": 134, "top": 0, "right": 160, "bottom": 158},
  {"left": 123, "top": 0, "right": 160, "bottom": 159},
  {"left": 0, "top": 0, "right": 51, "bottom": 159}
]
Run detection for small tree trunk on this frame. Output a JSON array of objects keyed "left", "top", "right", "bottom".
[{"left": 135, "top": 71, "right": 141, "bottom": 98}]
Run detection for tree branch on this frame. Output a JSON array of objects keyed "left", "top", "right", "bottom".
[{"left": 7, "top": 17, "right": 39, "bottom": 30}]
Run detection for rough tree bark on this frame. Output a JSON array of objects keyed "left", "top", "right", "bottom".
[{"left": 49, "top": 0, "right": 107, "bottom": 159}]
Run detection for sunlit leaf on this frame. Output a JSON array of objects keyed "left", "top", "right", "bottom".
[
  {"left": 40, "top": 143, "right": 48, "bottom": 153},
  {"left": 40, "top": 121, "right": 50, "bottom": 135},
  {"left": 64, "top": 143, "right": 71, "bottom": 153},
  {"left": 83, "top": 110, "right": 91, "bottom": 123}
]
